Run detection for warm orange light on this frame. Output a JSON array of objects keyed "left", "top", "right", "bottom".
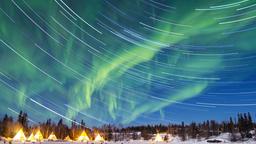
[
  {"left": 77, "top": 130, "right": 90, "bottom": 142},
  {"left": 154, "top": 133, "right": 163, "bottom": 142},
  {"left": 13, "top": 129, "right": 26, "bottom": 142},
  {"left": 27, "top": 133, "right": 36, "bottom": 142},
  {"left": 34, "top": 130, "right": 44, "bottom": 142},
  {"left": 94, "top": 133, "right": 104, "bottom": 142},
  {"left": 64, "top": 135, "right": 72, "bottom": 141},
  {"left": 48, "top": 132, "right": 57, "bottom": 141}
]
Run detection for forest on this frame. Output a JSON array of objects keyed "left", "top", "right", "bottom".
[{"left": 0, "top": 111, "right": 255, "bottom": 142}]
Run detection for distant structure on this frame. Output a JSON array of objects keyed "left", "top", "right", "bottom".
[
  {"left": 48, "top": 132, "right": 57, "bottom": 141},
  {"left": 27, "top": 133, "right": 36, "bottom": 142},
  {"left": 95, "top": 133, "right": 104, "bottom": 142},
  {"left": 77, "top": 130, "right": 90, "bottom": 142},
  {"left": 64, "top": 135, "right": 72, "bottom": 141},
  {"left": 34, "top": 130, "right": 44, "bottom": 142},
  {"left": 13, "top": 129, "right": 26, "bottom": 142},
  {"left": 154, "top": 133, "right": 164, "bottom": 142}
]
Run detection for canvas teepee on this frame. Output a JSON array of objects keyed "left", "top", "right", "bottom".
[
  {"left": 48, "top": 132, "right": 57, "bottom": 141},
  {"left": 13, "top": 129, "right": 26, "bottom": 142},
  {"left": 77, "top": 130, "right": 90, "bottom": 142},
  {"left": 27, "top": 133, "right": 36, "bottom": 142},
  {"left": 64, "top": 135, "right": 72, "bottom": 141},
  {"left": 34, "top": 130, "right": 44, "bottom": 142},
  {"left": 154, "top": 133, "right": 163, "bottom": 142},
  {"left": 94, "top": 133, "right": 104, "bottom": 142}
]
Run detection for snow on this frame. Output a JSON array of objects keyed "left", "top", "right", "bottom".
[
  {"left": 2, "top": 140, "right": 256, "bottom": 144},
  {"left": 1, "top": 134, "right": 256, "bottom": 144}
]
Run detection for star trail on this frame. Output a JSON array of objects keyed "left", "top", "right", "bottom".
[{"left": 0, "top": 0, "right": 256, "bottom": 127}]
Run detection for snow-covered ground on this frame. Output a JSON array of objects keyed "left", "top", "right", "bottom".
[
  {"left": 1, "top": 141, "right": 256, "bottom": 144},
  {"left": 2, "top": 140, "right": 256, "bottom": 144},
  {"left": 2, "top": 134, "right": 256, "bottom": 144},
  {"left": 105, "top": 136, "right": 256, "bottom": 144}
]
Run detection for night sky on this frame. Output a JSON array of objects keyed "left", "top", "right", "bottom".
[{"left": 0, "top": 0, "right": 256, "bottom": 127}]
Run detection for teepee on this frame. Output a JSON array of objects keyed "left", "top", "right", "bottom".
[
  {"left": 48, "top": 132, "right": 57, "bottom": 141},
  {"left": 94, "top": 133, "right": 104, "bottom": 142},
  {"left": 154, "top": 133, "right": 163, "bottom": 142},
  {"left": 27, "top": 133, "right": 36, "bottom": 142},
  {"left": 34, "top": 130, "right": 44, "bottom": 142},
  {"left": 13, "top": 129, "right": 26, "bottom": 142},
  {"left": 64, "top": 135, "right": 72, "bottom": 141},
  {"left": 77, "top": 130, "right": 90, "bottom": 142}
]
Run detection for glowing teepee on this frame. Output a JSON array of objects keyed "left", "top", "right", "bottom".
[
  {"left": 154, "top": 133, "right": 163, "bottom": 142},
  {"left": 77, "top": 130, "right": 90, "bottom": 142},
  {"left": 13, "top": 129, "right": 26, "bottom": 142},
  {"left": 34, "top": 130, "right": 44, "bottom": 142},
  {"left": 94, "top": 133, "right": 104, "bottom": 142},
  {"left": 64, "top": 135, "right": 72, "bottom": 141},
  {"left": 27, "top": 133, "right": 36, "bottom": 142},
  {"left": 48, "top": 132, "right": 57, "bottom": 141}
]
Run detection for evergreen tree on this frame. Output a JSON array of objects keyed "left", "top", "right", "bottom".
[
  {"left": 206, "top": 120, "right": 210, "bottom": 138},
  {"left": 180, "top": 122, "right": 186, "bottom": 141},
  {"left": 248, "top": 112, "right": 253, "bottom": 130},
  {"left": 81, "top": 120, "right": 85, "bottom": 129},
  {"left": 1, "top": 114, "right": 9, "bottom": 137},
  {"left": 228, "top": 117, "right": 234, "bottom": 133}
]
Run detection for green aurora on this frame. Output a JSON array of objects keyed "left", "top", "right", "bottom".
[{"left": 0, "top": 0, "right": 256, "bottom": 126}]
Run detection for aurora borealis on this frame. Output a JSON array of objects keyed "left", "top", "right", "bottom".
[{"left": 1, "top": 0, "right": 256, "bottom": 127}]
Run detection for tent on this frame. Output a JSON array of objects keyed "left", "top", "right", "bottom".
[
  {"left": 13, "top": 129, "right": 26, "bottom": 142},
  {"left": 34, "top": 130, "right": 44, "bottom": 142},
  {"left": 27, "top": 133, "right": 36, "bottom": 142},
  {"left": 77, "top": 130, "right": 90, "bottom": 142},
  {"left": 154, "top": 133, "right": 164, "bottom": 142},
  {"left": 94, "top": 133, "right": 104, "bottom": 142},
  {"left": 48, "top": 132, "right": 57, "bottom": 141},
  {"left": 64, "top": 135, "right": 72, "bottom": 141}
]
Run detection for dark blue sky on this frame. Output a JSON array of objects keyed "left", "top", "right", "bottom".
[{"left": 0, "top": 0, "right": 256, "bottom": 127}]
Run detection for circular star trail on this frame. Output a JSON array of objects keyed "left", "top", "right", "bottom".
[{"left": 0, "top": 0, "right": 256, "bottom": 127}]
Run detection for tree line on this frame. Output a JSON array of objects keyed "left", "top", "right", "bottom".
[
  {"left": 0, "top": 111, "right": 255, "bottom": 142},
  {"left": 114, "top": 112, "right": 255, "bottom": 142}
]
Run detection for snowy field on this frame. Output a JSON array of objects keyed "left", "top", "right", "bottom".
[
  {"left": 2, "top": 134, "right": 256, "bottom": 144},
  {"left": 1, "top": 141, "right": 256, "bottom": 144},
  {"left": 2, "top": 139, "right": 256, "bottom": 144}
]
